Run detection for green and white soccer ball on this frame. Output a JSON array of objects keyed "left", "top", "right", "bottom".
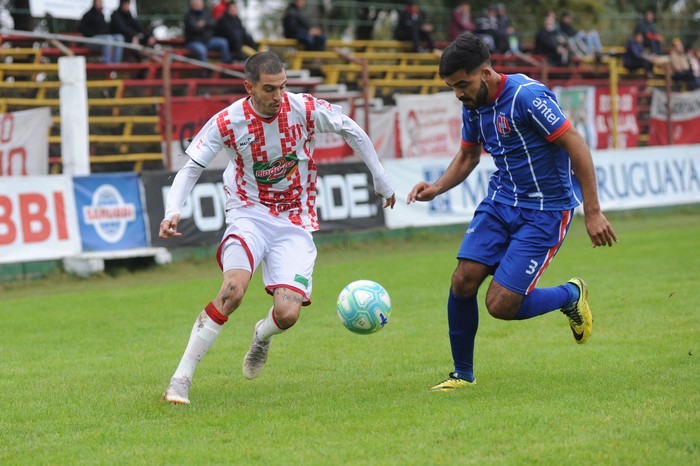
[{"left": 336, "top": 280, "right": 392, "bottom": 335}]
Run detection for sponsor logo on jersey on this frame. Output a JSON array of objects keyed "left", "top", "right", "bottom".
[
  {"left": 253, "top": 154, "right": 299, "bottom": 184},
  {"left": 532, "top": 97, "right": 561, "bottom": 125}
]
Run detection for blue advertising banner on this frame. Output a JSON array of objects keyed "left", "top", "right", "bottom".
[{"left": 73, "top": 173, "right": 148, "bottom": 252}]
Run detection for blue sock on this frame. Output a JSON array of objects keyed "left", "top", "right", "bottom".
[
  {"left": 447, "top": 289, "right": 478, "bottom": 382},
  {"left": 514, "top": 284, "right": 575, "bottom": 320}
]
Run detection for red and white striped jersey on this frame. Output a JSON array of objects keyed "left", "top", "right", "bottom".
[{"left": 182, "top": 92, "right": 393, "bottom": 231}]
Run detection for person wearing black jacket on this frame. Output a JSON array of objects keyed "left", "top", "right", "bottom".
[
  {"left": 282, "top": 0, "right": 326, "bottom": 51},
  {"left": 393, "top": 0, "right": 436, "bottom": 53},
  {"left": 78, "top": 0, "right": 124, "bottom": 63},
  {"left": 184, "top": 0, "right": 232, "bottom": 63},
  {"left": 215, "top": 2, "right": 258, "bottom": 62},
  {"left": 110, "top": 0, "right": 156, "bottom": 48}
]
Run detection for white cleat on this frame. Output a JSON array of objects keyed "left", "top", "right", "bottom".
[
  {"left": 242, "top": 320, "right": 270, "bottom": 380},
  {"left": 162, "top": 376, "right": 191, "bottom": 405}
]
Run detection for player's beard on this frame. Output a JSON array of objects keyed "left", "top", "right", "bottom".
[{"left": 461, "top": 80, "right": 488, "bottom": 110}]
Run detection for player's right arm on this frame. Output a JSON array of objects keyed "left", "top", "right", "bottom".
[
  {"left": 407, "top": 143, "right": 481, "bottom": 204},
  {"left": 160, "top": 158, "right": 206, "bottom": 239}
]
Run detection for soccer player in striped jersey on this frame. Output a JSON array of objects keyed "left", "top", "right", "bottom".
[
  {"left": 161, "top": 52, "right": 395, "bottom": 404},
  {"left": 407, "top": 33, "right": 617, "bottom": 391}
]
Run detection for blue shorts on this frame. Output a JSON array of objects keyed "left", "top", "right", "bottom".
[{"left": 457, "top": 198, "right": 574, "bottom": 295}]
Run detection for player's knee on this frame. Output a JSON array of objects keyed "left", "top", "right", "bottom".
[
  {"left": 273, "top": 306, "right": 300, "bottom": 329},
  {"left": 485, "top": 294, "right": 518, "bottom": 320},
  {"left": 451, "top": 274, "right": 479, "bottom": 298}
]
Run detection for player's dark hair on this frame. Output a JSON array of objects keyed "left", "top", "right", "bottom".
[
  {"left": 245, "top": 52, "right": 285, "bottom": 83},
  {"left": 439, "top": 32, "right": 491, "bottom": 78}
]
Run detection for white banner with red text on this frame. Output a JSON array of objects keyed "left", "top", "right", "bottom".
[
  {"left": 0, "top": 107, "right": 52, "bottom": 176},
  {"left": 0, "top": 176, "right": 81, "bottom": 263},
  {"left": 395, "top": 92, "right": 463, "bottom": 158},
  {"left": 649, "top": 88, "right": 700, "bottom": 146}
]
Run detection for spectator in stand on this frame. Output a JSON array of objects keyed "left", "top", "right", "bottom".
[
  {"left": 448, "top": 1, "right": 474, "bottom": 42},
  {"left": 474, "top": 5, "right": 498, "bottom": 52},
  {"left": 494, "top": 3, "right": 511, "bottom": 54},
  {"left": 184, "top": 0, "right": 232, "bottom": 63},
  {"left": 623, "top": 30, "right": 655, "bottom": 77},
  {"left": 634, "top": 9, "right": 663, "bottom": 55},
  {"left": 559, "top": 11, "right": 603, "bottom": 61},
  {"left": 283, "top": 0, "right": 326, "bottom": 51},
  {"left": 212, "top": 0, "right": 229, "bottom": 20},
  {"left": 669, "top": 38, "right": 699, "bottom": 90},
  {"left": 688, "top": 47, "right": 700, "bottom": 81},
  {"left": 393, "top": 0, "right": 437, "bottom": 53},
  {"left": 216, "top": 1, "right": 258, "bottom": 62},
  {"left": 110, "top": 0, "right": 156, "bottom": 48},
  {"left": 79, "top": 0, "right": 124, "bottom": 64},
  {"left": 535, "top": 11, "right": 569, "bottom": 66}
]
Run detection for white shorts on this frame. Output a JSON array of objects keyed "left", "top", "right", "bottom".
[{"left": 217, "top": 206, "right": 317, "bottom": 305}]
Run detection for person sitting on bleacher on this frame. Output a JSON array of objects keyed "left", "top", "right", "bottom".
[
  {"left": 393, "top": 0, "right": 436, "bottom": 53},
  {"left": 184, "top": 0, "right": 232, "bottom": 63},
  {"left": 634, "top": 9, "right": 663, "bottom": 56},
  {"left": 534, "top": 11, "right": 570, "bottom": 67},
  {"left": 79, "top": 0, "right": 124, "bottom": 64},
  {"left": 215, "top": 1, "right": 258, "bottom": 62},
  {"left": 558, "top": 12, "right": 603, "bottom": 61},
  {"left": 448, "top": 1, "right": 474, "bottom": 42},
  {"left": 282, "top": 0, "right": 326, "bottom": 51},
  {"left": 474, "top": 5, "right": 498, "bottom": 53},
  {"left": 669, "top": 38, "right": 699, "bottom": 91},
  {"left": 623, "top": 31, "right": 655, "bottom": 78},
  {"left": 110, "top": 0, "right": 156, "bottom": 49}
]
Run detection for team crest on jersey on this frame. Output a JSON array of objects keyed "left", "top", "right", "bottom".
[
  {"left": 253, "top": 154, "right": 299, "bottom": 184},
  {"left": 496, "top": 114, "right": 511, "bottom": 135}
]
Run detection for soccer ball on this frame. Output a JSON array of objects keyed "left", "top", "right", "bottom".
[{"left": 336, "top": 280, "right": 392, "bottom": 335}]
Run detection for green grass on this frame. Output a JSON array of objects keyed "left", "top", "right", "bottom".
[{"left": 1, "top": 206, "right": 699, "bottom": 465}]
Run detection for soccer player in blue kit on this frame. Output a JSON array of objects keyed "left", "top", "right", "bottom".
[{"left": 407, "top": 33, "right": 618, "bottom": 391}]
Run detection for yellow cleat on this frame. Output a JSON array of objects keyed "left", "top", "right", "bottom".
[
  {"left": 430, "top": 372, "right": 476, "bottom": 391},
  {"left": 561, "top": 278, "right": 592, "bottom": 344}
]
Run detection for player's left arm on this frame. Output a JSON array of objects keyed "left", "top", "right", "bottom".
[
  {"left": 554, "top": 126, "right": 618, "bottom": 247},
  {"left": 320, "top": 106, "right": 396, "bottom": 209}
]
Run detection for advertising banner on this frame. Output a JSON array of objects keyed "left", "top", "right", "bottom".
[
  {"left": 383, "top": 155, "right": 497, "bottom": 229},
  {"left": 594, "top": 86, "right": 640, "bottom": 149},
  {"left": 592, "top": 145, "right": 700, "bottom": 210},
  {"left": 73, "top": 173, "right": 149, "bottom": 251},
  {"left": 142, "top": 162, "right": 386, "bottom": 248},
  {"left": 0, "top": 175, "right": 81, "bottom": 263},
  {"left": 395, "top": 92, "right": 463, "bottom": 158},
  {"left": 0, "top": 108, "right": 52, "bottom": 176},
  {"left": 160, "top": 99, "right": 233, "bottom": 171},
  {"left": 29, "top": 0, "right": 135, "bottom": 20},
  {"left": 554, "top": 86, "right": 597, "bottom": 150},
  {"left": 649, "top": 88, "right": 700, "bottom": 146},
  {"left": 382, "top": 145, "right": 700, "bottom": 230}
]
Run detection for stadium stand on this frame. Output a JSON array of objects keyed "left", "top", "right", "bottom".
[{"left": 0, "top": 28, "right": 678, "bottom": 172}]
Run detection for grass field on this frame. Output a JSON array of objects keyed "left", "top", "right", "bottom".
[{"left": 1, "top": 206, "right": 699, "bottom": 465}]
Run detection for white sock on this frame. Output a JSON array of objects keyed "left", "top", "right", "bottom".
[
  {"left": 255, "top": 307, "right": 286, "bottom": 342},
  {"left": 172, "top": 310, "right": 224, "bottom": 381}
]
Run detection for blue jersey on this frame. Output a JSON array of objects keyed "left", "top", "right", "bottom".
[{"left": 461, "top": 73, "right": 582, "bottom": 211}]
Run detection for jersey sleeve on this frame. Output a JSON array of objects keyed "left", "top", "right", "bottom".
[
  {"left": 460, "top": 107, "right": 481, "bottom": 147},
  {"left": 184, "top": 110, "right": 226, "bottom": 166},
  {"left": 520, "top": 86, "right": 571, "bottom": 142}
]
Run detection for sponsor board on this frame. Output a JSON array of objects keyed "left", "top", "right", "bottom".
[
  {"left": 73, "top": 173, "right": 149, "bottom": 251},
  {"left": 142, "top": 162, "right": 385, "bottom": 248},
  {"left": 0, "top": 175, "right": 81, "bottom": 263},
  {"left": 383, "top": 145, "right": 700, "bottom": 229}
]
